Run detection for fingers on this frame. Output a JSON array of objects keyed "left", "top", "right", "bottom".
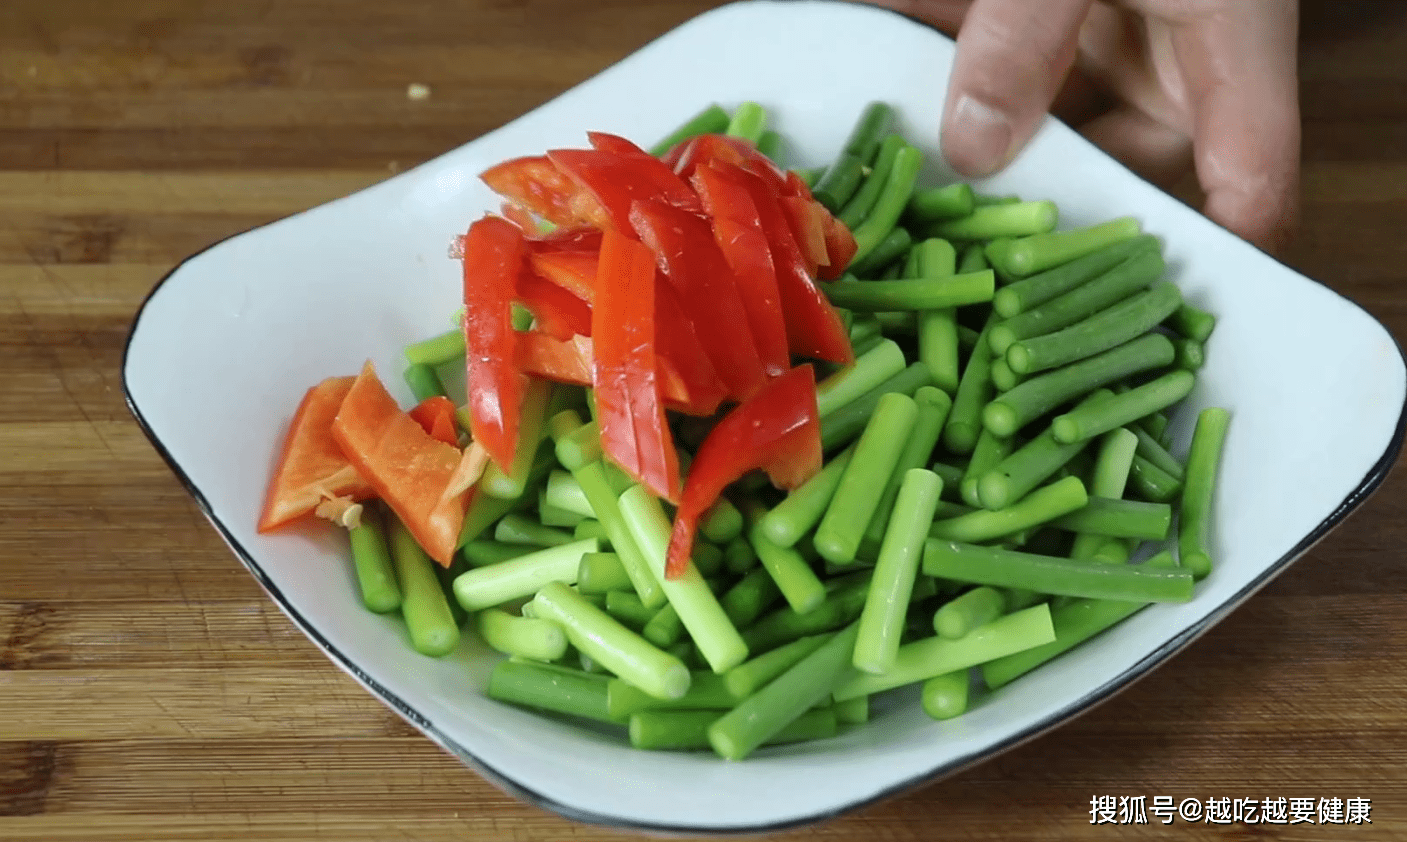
[
  {"left": 941, "top": 0, "right": 1094, "bottom": 177},
  {"left": 1079, "top": 103, "right": 1193, "bottom": 188},
  {"left": 1170, "top": 1, "right": 1302, "bottom": 252}
]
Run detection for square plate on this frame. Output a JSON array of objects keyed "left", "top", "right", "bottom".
[{"left": 123, "top": 0, "right": 1407, "bottom": 833}]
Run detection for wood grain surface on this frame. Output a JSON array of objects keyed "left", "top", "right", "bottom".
[{"left": 4, "top": 1, "right": 1406, "bottom": 839}]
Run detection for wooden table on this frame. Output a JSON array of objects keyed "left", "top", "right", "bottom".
[{"left": 4, "top": 1, "right": 1405, "bottom": 839}]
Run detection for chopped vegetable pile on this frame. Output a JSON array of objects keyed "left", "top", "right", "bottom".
[{"left": 258, "top": 101, "right": 1230, "bottom": 761}]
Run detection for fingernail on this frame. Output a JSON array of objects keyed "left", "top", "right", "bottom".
[{"left": 944, "top": 95, "right": 1013, "bottom": 177}]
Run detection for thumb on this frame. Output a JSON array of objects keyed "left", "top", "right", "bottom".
[{"left": 942, "top": 0, "right": 1093, "bottom": 177}]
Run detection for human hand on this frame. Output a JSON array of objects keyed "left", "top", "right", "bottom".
[{"left": 861, "top": 0, "right": 1301, "bottom": 252}]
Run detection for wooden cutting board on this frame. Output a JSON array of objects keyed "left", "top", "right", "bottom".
[{"left": 3, "top": 1, "right": 1405, "bottom": 839}]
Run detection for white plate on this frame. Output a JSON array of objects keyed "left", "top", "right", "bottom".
[{"left": 123, "top": 0, "right": 1407, "bottom": 833}]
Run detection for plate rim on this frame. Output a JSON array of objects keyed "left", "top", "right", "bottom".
[{"left": 118, "top": 0, "right": 1407, "bottom": 832}]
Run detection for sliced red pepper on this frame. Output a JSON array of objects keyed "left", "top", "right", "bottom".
[
  {"left": 592, "top": 229, "right": 681, "bottom": 502},
  {"left": 653, "top": 281, "right": 728, "bottom": 417},
  {"left": 515, "top": 330, "right": 595, "bottom": 386},
  {"left": 780, "top": 170, "right": 856, "bottom": 278},
  {"left": 257, "top": 376, "right": 375, "bottom": 533},
  {"left": 514, "top": 328, "right": 698, "bottom": 411},
  {"left": 820, "top": 211, "right": 859, "bottom": 279},
  {"left": 480, "top": 154, "right": 612, "bottom": 231},
  {"left": 548, "top": 145, "right": 702, "bottom": 231},
  {"left": 690, "top": 163, "right": 791, "bottom": 380},
  {"left": 782, "top": 169, "right": 816, "bottom": 200},
  {"left": 664, "top": 134, "right": 789, "bottom": 196},
  {"left": 780, "top": 195, "right": 830, "bottom": 276},
  {"left": 727, "top": 166, "right": 853, "bottom": 365},
  {"left": 516, "top": 268, "right": 592, "bottom": 340},
  {"left": 526, "top": 225, "right": 603, "bottom": 254},
  {"left": 461, "top": 215, "right": 528, "bottom": 472},
  {"left": 630, "top": 198, "right": 768, "bottom": 402},
  {"left": 665, "top": 365, "right": 822, "bottom": 578},
  {"left": 409, "top": 396, "right": 461, "bottom": 447},
  {"left": 332, "top": 362, "right": 468, "bottom": 567},
  {"left": 527, "top": 250, "right": 597, "bottom": 303}
]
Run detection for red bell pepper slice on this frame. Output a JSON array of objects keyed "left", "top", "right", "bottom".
[
  {"left": 663, "top": 134, "right": 790, "bottom": 196},
  {"left": 780, "top": 170, "right": 856, "bottom": 278},
  {"left": 548, "top": 144, "right": 702, "bottom": 231},
  {"left": 820, "top": 211, "right": 859, "bottom": 279},
  {"left": 629, "top": 198, "right": 768, "bottom": 402},
  {"left": 690, "top": 163, "right": 791, "bottom": 380},
  {"left": 515, "top": 330, "right": 595, "bottom": 386},
  {"left": 527, "top": 250, "right": 597, "bottom": 303},
  {"left": 592, "top": 229, "right": 681, "bottom": 502},
  {"left": 780, "top": 195, "right": 830, "bottom": 276},
  {"left": 514, "top": 329, "right": 699, "bottom": 412},
  {"left": 727, "top": 166, "right": 853, "bottom": 365},
  {"left": 527, "top": 225, "right": 603, "bottom": 253},
  {"left": 665, "top": 365, "right": 822, "bottom": 578},
  {"left": 257, "top": 376, "right": 375, "bottom": 533},
  {"left": 480, "top": 155, "right": 611, "bottom": 231},
  {"left": 332, "top": 362, "right": 469, "bottom": 566},
  {"left": 516, "top": 268, "right": 592, "bottom": 340},
  {"left": 461, "top": 215, "right": 529, "bottom": 472},
  {"left": 652, "top": 281, "right": 728, "bottom": 417},
  {"left": 409, "top": 396, "right": 461, "bottom": 447}
]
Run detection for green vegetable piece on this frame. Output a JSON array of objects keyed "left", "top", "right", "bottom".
[
  {"left": 841, "top": 101, "right": 896, "bottom": 164},
  {"left": 708, "top": 624, "right": 861, "bottom": 760},
  {"left": 577, "top": 551, "right": 632, "bottom": 595},
  {"left": 931, "top": 475, "right": 1089, "bottom": 544},
  {"left": 347, "top": 506, "right": 402, "bottom": 613},
  {"left": 1179, "top": 407, "right": 1231, "bottom": 579},
  {"left": 761, "top": 445, "right": 856, "bottom": 547},
  {"left": 573, "top": 462, "right": 663, "bottom": 609},
  {"left": 493, "top": 513, "right": 574, "bottom": 547},
  {"left": 477, "top": 608, "right": 568, "bottom": 662},
  {"left": 403, "top": 362, "right": 449, "bottom": 403},
  {"left": 825, "top": 270, "right": 995, "bottom": 312},
  {"left": 1006, "top": 280, "right": 1184, "bottom": 375},
  {"left": 992, "top": 235, "right": 1158, "bottom": 319},
  {"left": 452, "top": 538, "right": 597, "bottom": 612},
  {"left": 933, "top": 586, "right": 1005, "bottom": 640},
  {"left": 486, "top": 660, "right": 619, "bottom": 724},
  {"left": 832, "top": 604, "right": 1055, "bottom": 701},
  {"left": 922, "top": 540, "right": 1195, "bottom": 603},
  {"left": 648, "top": 104, "right": 730, "bottom": 157},
  {"left": 619, "top": 486, "right": 750, "bottom": 673},
  {"left": 927, "top": 200, "right": 1057, "bottom": 241},
  {"left": 846, "top": 227, "right": 912, "bottom": 279},
  {"left": 1166, "top": 302, "right": 1217, "bottom": 342},
  {"left": 1050, "top": 497, "right": 1173, "bottom": 541},
  {"left": 821, "top": 363, "right": 934, "bottom": 451},
  {"left": 921, "top": 670, "right": 970, "bottom": 720},
  {"left": 848, "top": 144, "right": 923, "bottom": 266},
  {"left": 906, "top": 183, "right": 976, "bottom": 224},
  {"left": 839, "top": 134, "right": 909, "bottom": 230},
  {"left": 403, "top": 329, "right": 465, "bottom": 368},
  {"left": 724, "top": 101, "right": 768, "bottom": 144},
  {"left": 982, "top": 334, "right": 1176, "bottom": 438},
  {"left": 533, "top": 581, "right": 690, "bottom": 701},
  {"left": 1052, "top": 370, "right": 1196, "bottom": 444},
  {"left": 722, "top": 634, "right": 830, "bottom": 700},
  {"left": 854, "top": 469, "right": 944, "bottom": 674},
  {"left": 815, "top": 392, "right": 919, "bottom": 564},
  {"left": 387, "top": 514, "right": 461, "bottom": 657},
  {"left": 816, "top": 339, "right": 907, "bottom": 417},
  {"left": 988, "top": 217, "right": 1142, "bottom": 279},
  {"left": 864, "top": 387, "right": 952, "bottom": 545}
]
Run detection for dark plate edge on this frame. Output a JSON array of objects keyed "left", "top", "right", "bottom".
[{"left": 118, "top": 3, "right": 1407, "bottom": 835}]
